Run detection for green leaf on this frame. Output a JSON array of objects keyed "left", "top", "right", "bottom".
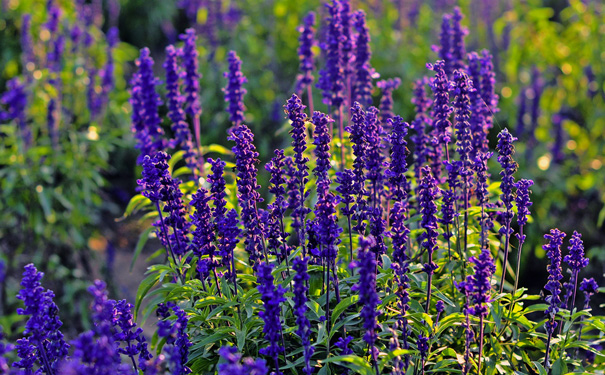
[
  {"left": 130, "top": 226, "right": 154, "bottom": 271},
  {"left": 331, "top": 295, "right": 359, "bottom": 326},
  {"left": 551, "top": 358, "right": 567, "bottom": 375},
  {"left": 531, "top": 361, "right": 548, "bottom": 375},
  {"left": 205, "top": 144, "right": 233, "bottom": 156},
  {"left": 135, "top": 272, "right": 160, "bottom": 320},
  {"left": 320, "top": 355, "right": 373, "bottom": 375}
]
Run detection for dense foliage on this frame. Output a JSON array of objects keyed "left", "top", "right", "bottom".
[{"left": 0, "top": 0, "right": 604, "bottom": 375}]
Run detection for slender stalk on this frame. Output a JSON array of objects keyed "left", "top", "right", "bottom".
[
  {"left": 154, "top": 202, "right": 184, "bottom": 283},
  {"left": 307, "top": 85, "right": 314, "bottom": 118},
  {"left": 479, "top": 316, "right": 485, "bottom": 375},
  {"left": 463, "top": 182, "right": 469, "bottom": 261},
  {"left": 194, "top": 114, "right": 204, "bottom": 177},
  {"left": 338, "top": 106, "right": 346, "bottom": 171},
  {"left": 499, "top": 218, "right": 512, "bottom": 294},
  {"left": 37, "top": 342, "right": 54, "bottom": 375},
  {"left": 544, "top": 322, "right": 554, "bottom": 371},
  {"left": 326, "top": 255, "right": 331, "bottom": 334},
  {"left": 513, "top": 226, "right": 525, "bottom": 297},
  {"left": 425, "top": 272, "right": 433, "bottom": 314}
]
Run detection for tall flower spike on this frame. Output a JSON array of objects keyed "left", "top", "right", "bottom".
[
  {"left": 411, "top": 78, "right": 432, "bottom": 181},
  {"left": 352, "top": 237, "right": 381, "bottom": 373},
  {"left": 467, "top": 52, "right": 485, "bottom": 161},
  {"left": 364, "top": 106, "right": 384, "bottom": 209},
  {"left": 180, "top": 28, "right": 201, "bottom": 118},
  {"left": 293, "top": 258, "right": 314, "bottom": 375},
  {"left": 513, "top": 177, "right": 533, "bottom": 292},
  {"left": 295, "top": 12, "right": 317, "bottom": 95},
  {"left": 451, "top": 7, "right": 468, "bottom": 74},
  {"left": 189, "top": 187, "right": 219, "bottom": 285},
  {"left": 223, "top": 51, "right": 247, "bottom": 126},
  {"left": 312, "top": 111, "right": 334, "bottom": 195},
  {"left": 377, "top": 78, "right": 401, "bottom": 126},
  {"left": 351, "top": 10, "right": 378, "bottom": 107},
  {"left": 428, "top": 61, "right": 452, "bottom": 180},
  {"left": 562, "top": 231, "right": 588, "bottom": 310},
  {"left": 157, "top": 302, "right": 192, "bottom": 375},
  {"left": 418, "top": 166, "right": 439, "bottom": 313},
  {"left": 285, "top": 94, "right": 311, "bottom": 253},
  {"left": 579, "top": 278, "right": 598, "bottom": 310},
  {"left": 164, "top": 44, "right": 198, "bottom": 175},
  {"left": 347, "top": 102, "right": 367, "bottom": 233},
  {"left": 387, "top": 116, "right": 410, "bottom": 203},
  {"left": 317, "top": 0, "right": 345, "bottom": 108},
  {"left": 16, "top": 264, "right": 69, "bottom": 373},
  {"left": 436, "top": 14, "right": 452, "bottom": 77},
  {"left": 229, "top": 125, "right": 264, "bottom": 264},
  {"left": 256, "top": 262, "right": 286, "bottom": 373},
  {"left": 0, "top": 78, "right": 30, "bottom": 148},
  {"left": 113, "top": 299, "right": 150, "bottom": 372},
  {"left": 543, "top": 229, "right": 565, "bottom": 370},
  {"left": 130, "top": 48, "right": 166, "bottom": 164},
  {"left": 479, "top": 50, "right": 498, "bottom": 151},
  {"left": 496, "top": 128, "right": 518, "bottom": 293}
]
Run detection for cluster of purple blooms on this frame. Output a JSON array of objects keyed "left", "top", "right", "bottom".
[{"left": 2, "top": 264, "right": 193, "bottom": 375}]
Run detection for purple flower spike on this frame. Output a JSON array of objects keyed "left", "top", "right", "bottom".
[
  {"left": 157, "top": 302, "right": 192, "bottom": 375},
  {"left": 377, "top": 78, "right": 401, "bottom": 126},
  {"left": 352, "top": 237, "right": 381, "bottom": 368},
  {"left": 256, "top": 262, "right": 286, "bottom": 373},
  {"left": 180, "top": 28, "right": 202, "bottom": 118},
  {"left": 419, "top": 166, "right": 439, "bottom": 313},
  {"left": 189, "top": 187, "right": 218, "bottom": 283},
  {"left": 164, "top": 44, "right": 197, "bottom": 174},
  {"left": 543, "top": 229, "right": 566, "bottom": 334},
  {"left": 130, "top": 48, "right": 166, "bottom": 164},
  {"left": 436, "top": 14, "right": 452, "bottom": 77},
  {"left": 223, "top": 51, "right": 247, "bottom": 126},
  {"left": 0, "top": 78, "right": 30, "bottom": 148},
  {"left": 228, "top": 125, "right": 264, "bottom": 264},
  {"left": 312, "top": 111, "right": 334, "bottom": 195},
  {"left": 285, "top": 94, "right": 311, "bottom": 251},
  {"left": 352, "top": 10, "right": 378, "bottom": 107},
  {"left": 579, "top": 278, "right": 598, "bottom": 310},
  {"left": 451, "top": 7, "right": 468, "bottom": 74},
  {"left": 562, "top": 231, "right": 588, "bottom": 309},
  {"left": 295, "top": 12, "right": 317, "bottom": 95},
  {"left": 514, "top": 179, "right": 534, "bottom": 242},
  {"left": 218, "top": 346, "right": 269, "bottom": 375},
  {"left": 411, "top": 78, "right": 432, "bottom": 181},
  {"left": 387, "top": 116, "right": 410, "bottom": 203},
  {"left": 15, "top": 264, "right": 69, "bottom": 373},
  {"left": 317, "top": 0, "right": 345, "bottom": 108},
  {"left": 452, "top": 70, "right": 473, "bottom": 170},
  {"left": 293, "top": 257, "right": 314, "bottom": 375}
]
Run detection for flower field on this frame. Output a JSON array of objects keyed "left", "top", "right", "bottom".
[{"left": 0, "top": 0, "right": 604, "bottom": 374}]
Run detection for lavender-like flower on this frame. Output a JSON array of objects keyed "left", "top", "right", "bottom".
[
  {"left": 579, "top": 278, "right": 598, "bottom": 310},
  {"left": 364, "top": 106, "right": 384, "bottom": 209},
  {"left": 390, "top": 202, "right": 411, "bottom": 368},
  {"left": 387, "top": 116, "right": 410, "bottom": 203},
  {"left": 265, "top": 150, "right": 290, "bottom": 263},
  {"left": 440, "top": 161, "right": 460, "bottom": 258},
  {"left": 479, "top": 50, "right": 498, "bottom": 149},
  {"left": 229, "top": 124, "right": 264, "bottom": 264},
  {"left": 562, "top": 231, "right": 588, "bottom": 310},
  {"left": 15, "top": 264, "right": 69, "bottom": 374},
  {"left": 189, "top": 187, "right": 219, "bottom": 287},
  {"left": 428, "top": 61, "right": 452, "bottom": 180},
  {"left": 513, "top": 178, "right": 533, "bottom": 293},
  {"left": 351, "top": 10, "right": 377, "bottom": 107},
  {"left": 347, "top": 102, "right": 368, "bottom": 233},
  {"left": 419, "top": 166, "right": 439, "bottom": 313},
  {"left": 411, "top": 78, "right": 432, "bottom": 181},
  {"left": 285, "top": 94, "right": 311, "bottom": 253},
  {"left": 208, "top": 158, "right": 228, "bottom": 223},
  {"left": 256, "top": 262, "right": 286, "bottom": 373},
  {"left": 164, "top": 44, "right": 198, "bottom": 175},
  {"left": 312, "top": 111, "right": 334, "bottom": 195},
  {"left": 180, "top": 28, "right": 201, "bottom": 119},
  {"left": 451, "top": 7, "right": 467, "bottom": 74},
  {"left": 157, "top": 302, "right": 192, "bottom": 375},
  {"left": 218, "top": 209, "right": 241, "bottom": 288},
  {"left": 295, "top": 12, "right": 317, "bottom": 96},
  {"left": 0, "top": 78, "right": 30, "bottom": 148},
  {"left": 496, "top": 128, "right": 518, "bottom": 293},
  {"left": 130, "top": 48, "right": 166, "bottom": 164},
  {"left": 223, "top": 51, "right": 247, "bottom": 126},
  {"left": 543, "top": 228, "right": 566, "bottom": 370},
  {"left": 377, "top": 78, "right": 401, "bottom": 126},
  {"left": 21, "top": 14, "right": 35, "bottom": 70},
  {"left": 317, "top": 1, "right": 345, "bottom": 108},
  {"left": 352, "top": 237, "right": 381, "bottom": 373},
  {"left": 218, "top": 346, "right": 269, "bottom": 375},
  {"left": 436, "top": 14, "right": 452, "bottom": 77},
  {"left": 293, "top": 257, "right": 314, "bottom": 375},
  {"left": 113, "top": 299, "right": 149, "bottom": 372}
]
